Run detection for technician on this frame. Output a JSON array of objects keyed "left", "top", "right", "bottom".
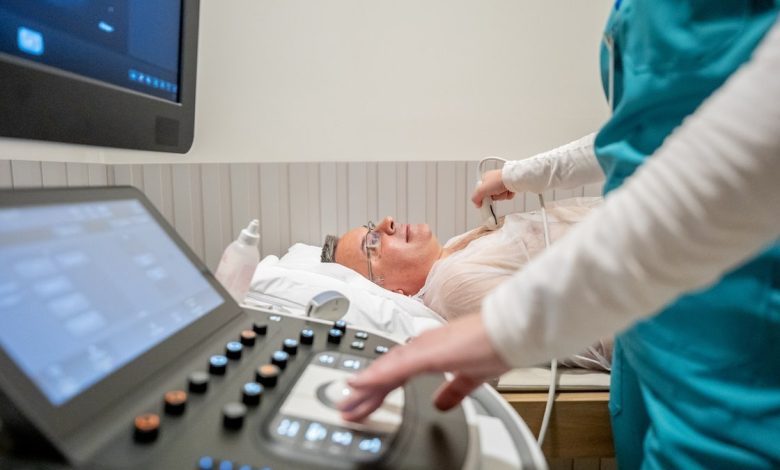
[{"left": 340, "top": 3, "right": 780, "bottom": 468}]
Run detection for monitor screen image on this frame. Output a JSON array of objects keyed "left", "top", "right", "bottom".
[
  {"left": 0, "top": 199, "right": 224, "bottom": 406},
  {"left": 0, "top": 0, "right": 199, "bottom": 153},
  {"left": 0, "top": 0, "right": 182, "bottom": 103}
]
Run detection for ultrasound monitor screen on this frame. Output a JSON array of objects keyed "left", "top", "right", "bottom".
[
  {"left": 0, "top": 200, "right": 224, "bottom": 406},
  {"left": 0, "top": 0, "right": 182, "bottom": 103}
]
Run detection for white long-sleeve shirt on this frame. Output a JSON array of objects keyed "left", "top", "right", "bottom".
[
  {"left": 482, "top": 17, "right": 780, "bottom": 368},
  {"left": 500, "top": 133, "right": 603, "bottom": 194}
]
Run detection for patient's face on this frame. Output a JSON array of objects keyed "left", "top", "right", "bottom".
[{"left": 335, "top": 216, "right": 442, "bottom": 296}]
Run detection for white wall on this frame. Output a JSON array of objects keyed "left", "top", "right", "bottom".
[{"left": 0, "top": 0, "right": 611, "bottom": 164}]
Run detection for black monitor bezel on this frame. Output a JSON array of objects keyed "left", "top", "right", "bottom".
[
  {"left": 0, "top": 186, "right": 241, "bottom": 446},
  {"left": 0, "top": 0, "right": 199, "bottom": 154}
]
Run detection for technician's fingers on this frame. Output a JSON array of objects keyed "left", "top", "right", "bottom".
[
  {"left": 471, "top": 170, "right": 508, "bottom": 207},
  {"left": 433, "top": 374, "right": 483, "bottom": 411},
  {"left": 340, "top": 390, "right": 391, "bottom": 422},
  {"left": 472, "top": 185, "right": 486, "bottom": 208}
]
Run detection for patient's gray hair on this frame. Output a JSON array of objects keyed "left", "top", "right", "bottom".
[{"left": 321, "top": 235, "right": 339, "bottom": 263}]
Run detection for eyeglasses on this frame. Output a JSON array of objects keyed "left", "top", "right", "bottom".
[{"left": 363, "top": 221, "right": 384, "bottom": 285}]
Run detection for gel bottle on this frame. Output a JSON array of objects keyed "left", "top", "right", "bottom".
[{"left": 214, "top": 219, "right": 260, "bottom": 302}]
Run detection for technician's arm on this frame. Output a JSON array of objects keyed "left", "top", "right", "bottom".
[
  {"left": 472, "top": 133, "right": 603, "bottom": 206},
  {"left": 502, "top": 132, "right": 604, "bottom": 193},
  {"left": 483, "top": 18, "right": 780, "bottom": 368}
]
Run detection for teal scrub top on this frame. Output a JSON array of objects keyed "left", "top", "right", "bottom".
[
  {"left": 596, "top": 0, "right": 779, "bottom": 193},
  {"left": 593, "top": 1, "right": 780, "bottom": 468}
]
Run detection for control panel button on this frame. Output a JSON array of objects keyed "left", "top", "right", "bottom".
[
  {"left": 269, "top": 315, "right": 282, "bottom": 322},
  {"left": 282, "top": 338, "right": 298, "bottom": 355},
  {"left": 253, "top": 323, "right": 268, "bottom": 335},
  {"left": 188, "top": 371, "right": 210, "bottom": 394},
  {"left": 334, "top": 320, "right": 347, "bottom": 332},
  {"left": 133, "top": 413, "right": 160, "bottom": 443},
  {"left": 209, "top": 355, "right": 228, "bottom": 375},
  {"left": 164, "top": 390, "right": 187, "bottom": 415},
  {"left": 314, "top": 352, "right": 339, "bottom": 368},
  {"left": 355, "top": 331, "right": 369, "bottom": 340},
  {"left": 256, "top": 364, "right": 280, "bottom": 387},
  {"left": 272, "top": 416, "right": 303, "bottom": 443},
  {"left": 242, "top": 382, "right": 264, "bottom": 406},
  {"left": 350, "top": 340, "right": 365, "bottom": 351},
  {"left": 240, "top": 329, "right": 257, "bottom": 346},
  {"left": 375, "top": 345, "right": 389, "bottom": 355},
  {"left": 353, "top": 435, "right": 385, "bottom": 459},
  {"left": 338, "top": 355, "right": 367, "bottom": 372},
  {"left": 326, "top": 428, "right": 355, "bottom": 456},
  {"left": 225, "top": 341, "right": 243, "bottom": 360},
  {"left": 271, "top": 350, "right": 289, "bottom": 369},
  {"left": 299, "top": 328, "right": 314, "bottom": 345},
  {"left": 302, "top": 421, "right": 329, "bottom": 450},
  {"left": 218, "top": 461, "right": 234, "bottom": 470},
  {"left": 327, "top": 328, "right": 343, "bottom": 345},
  {"left": 222, "top": 402, "right": 247, "bottom": 430},
  {"left": 197, "top": 456, "right": 215, "bottom": 470}
]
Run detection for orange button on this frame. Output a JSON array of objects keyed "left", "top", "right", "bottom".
[
  {"left": 164, "top": 390, "right": 187, "bottom": 415},
  {"left": 134, "top": 413, "right": 160, "bottom": 443}
]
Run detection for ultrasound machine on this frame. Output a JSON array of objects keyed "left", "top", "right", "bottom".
[{"left": 0, "top": 187, "right": 546, "bottom": 470}]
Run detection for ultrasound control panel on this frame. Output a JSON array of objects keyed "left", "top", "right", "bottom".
[
  {"left": 1, "top": 309, "right": 471, "bottom": 470},
  {"left": 0, "top": 186, "right": 472, "bottom": 470},
  {"left": 88, "top": 310, "right": 469, "bottom": 470}
]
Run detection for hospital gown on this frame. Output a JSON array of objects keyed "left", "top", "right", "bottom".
[{"left": 418, "top": 197, "right": 613, "bottom": 371}]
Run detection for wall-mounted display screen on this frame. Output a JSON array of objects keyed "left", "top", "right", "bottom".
[
  {"left": 0, "top": 0, "right": 183, "bottom": 103},
  {"left": 0, "top": 0, "right": 199, "bottom": 153}
]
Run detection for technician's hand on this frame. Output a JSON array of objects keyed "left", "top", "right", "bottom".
[
  {"left": 338, "top": 314, "right": 510, "bottom": 422},
  {"left": 472, "top": 169, "right": 515, "bottom": 208}
]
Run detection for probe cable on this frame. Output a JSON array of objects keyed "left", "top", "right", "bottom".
[{"left": 476, "top": 157, "right": 557, "bottom": 446}]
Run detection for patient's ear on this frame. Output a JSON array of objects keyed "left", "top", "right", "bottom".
[{"left": 394, "top": 289, "right": 406, "bottom": 295}]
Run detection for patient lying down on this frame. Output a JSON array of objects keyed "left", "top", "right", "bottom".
[{"left": 321, "top": 197, "right": 612, "bottom": 372}]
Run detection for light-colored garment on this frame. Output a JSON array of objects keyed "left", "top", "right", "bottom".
[
  {"left": 501, "top": 133, "right": 602, "bottom": 194},
  {"left": 419, "top": 197, "right": 613, "bottom": 371}
]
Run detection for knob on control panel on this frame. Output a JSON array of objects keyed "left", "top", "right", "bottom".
[
  {"left": 299, "top": 328, "right": 314, "bottom": 345},
  {"left": 282, "top": 338, "right": 298, "bottom": 355},
  {"left": 256, "top": 364, "right": 280, "bottom": 387},
  {"left": 225, "top": 341, "right": 243, "bottom": 360},
  {"left": 327, "top": 328, "right": 343, "bottom": 345},
  {"left": 164, "top": 390, "right": 188, "bottom": 415},
  {"left": 252, "top": 323, "right": 268, "bottom": 335},
  {"left": 271, "top": 350, "right": 289, "bottom": 369},
  {"left": 239, "top": 329, "right": 256, "bottom": 346},
  {"left": 133, "top": 413, "right": 160, "bottom": 443},
  {"left": 209, "top": 355, "right": 228, "bottom": 375},
  {"left": 242, "top": 382, "right": 264, "bottom": 406},
  {"left": 222, "top": 402, "right": 247, "bottom": 430},
  {"left": 188, "top": 371, "right": 209, "bottom": 394},
  {"left": 334, "top": 320, "right": 347, "bottom": 332}
]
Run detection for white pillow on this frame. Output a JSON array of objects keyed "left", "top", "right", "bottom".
[{"left": 249, "top": 243, "right": 445, "bottom": 341}]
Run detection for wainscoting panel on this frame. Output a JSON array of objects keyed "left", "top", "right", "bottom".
[
  {"left": 1, "top": 160, "right": 603, "bottom": 271},
  {"left": 0, "top": 160, "right": 11, "bottom": 189}
]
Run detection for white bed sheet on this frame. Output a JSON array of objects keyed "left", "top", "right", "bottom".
[{"left": 248, "top": 244, "right": 445, "bottom": 342}]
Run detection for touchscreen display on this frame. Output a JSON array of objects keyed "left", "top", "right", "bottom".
[{"left": 0, "top": 199, "right": 224, "bottom": 406}]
